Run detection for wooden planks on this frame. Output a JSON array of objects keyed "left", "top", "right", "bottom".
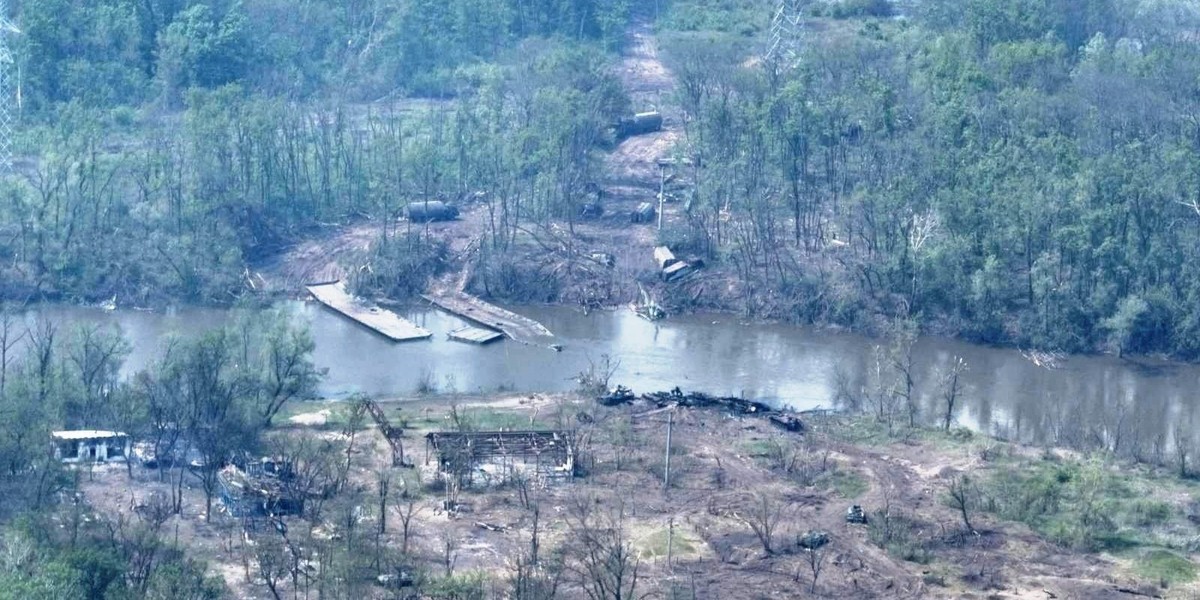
[
  {"left": 447, "top": 326, "right": 504, "bottom": 345},
  {"left": 423, "top": 292, "right": 553, "bottom": 345},
  {"left": 307, "top": 282, "right": 432, "bottom": 342}
]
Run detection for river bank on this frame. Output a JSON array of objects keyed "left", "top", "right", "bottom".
[
  {"left": 16, "top": 299, "right": 1200, "bottom": 460},
  {"left": 78, "top": 392, "right": 1200, "bottom": 599}
]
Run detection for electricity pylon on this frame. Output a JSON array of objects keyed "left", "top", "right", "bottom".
[
  {"left": 766, "top": 0, "right": 805, "bottom": 71},
  {"left": 0, "top": 1, "right": 20, "bottom": 174}
]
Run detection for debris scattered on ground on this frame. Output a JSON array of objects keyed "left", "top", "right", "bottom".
[
  {"left": 631, "top": 201, "right": 656, "bottom": 223},
  {"left": 653, "top": 245, "right": 702, "bottom": 282}
]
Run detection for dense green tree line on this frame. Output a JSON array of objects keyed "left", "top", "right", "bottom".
[
  {"left": 2, "top": 1, "right": 630, "bottom": 305},
  {"left": 660, "top": 0, "right": 1200, "bottom": 357},
  {"left": 16, "top": 0, "right": 630, "bottom": 110},
  {"left": 0, "top": 309, "right": 320, "bottom": 599}
]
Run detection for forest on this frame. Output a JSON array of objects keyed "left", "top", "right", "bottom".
[
  {"left": 5, "top": 0, "right": 1200, "bottom": 596},
  {"left": 3, "top": 0, "right": 1200, "bottom": 359}
]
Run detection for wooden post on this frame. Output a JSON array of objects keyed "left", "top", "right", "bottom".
[
  {"left": 658, "top": 164, "right": 666, "bottom": 231},
  {"left": 666, "top": 516, "right": 674, "bottom": 570}
]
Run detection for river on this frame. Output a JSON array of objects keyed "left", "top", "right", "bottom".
[{"left": 21, "top": 301, "right": 1200, "bottom": 451}]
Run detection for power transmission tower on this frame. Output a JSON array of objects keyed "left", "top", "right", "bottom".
[
  {"left": 766, "top": 0, "right": 805, "bottom": 71},
  {"left": 0, "top": 1, "right": 20, "bottom": 175}
]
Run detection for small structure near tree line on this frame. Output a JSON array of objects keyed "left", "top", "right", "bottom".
[{"left": 52, "top": 430, "right": 129, "bottom": 464}]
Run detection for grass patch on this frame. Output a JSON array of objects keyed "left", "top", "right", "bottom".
[
  {"left": 1134, "top": 549, "right": 1197, "bottom": 586},
  {"left": 980, "top": 457, "right": 1182, "bottom": 552},
  {"left": 634, "top": 527, "right": 698, "bottom": 558},
  {"left": 823, "top": 417, "right": 893, "bottom": 446},
  {"left": 438, "top": 407, "right": 549, "bottom": 431},
  {"left": 827, "top": 468, "right": 868, "bottom": 499},
  {"left": 659, "top": 0, "right": 767, "bottom": 36},
  {"left": 740, "top": 439, "right": 776, "bottom": 457}
]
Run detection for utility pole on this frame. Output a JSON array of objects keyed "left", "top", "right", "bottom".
[{"left": 0, "top": 1, "right": 19, "bottom": 175}]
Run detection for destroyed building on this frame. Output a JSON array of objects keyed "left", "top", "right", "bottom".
[
  {"left": 218, "top": 463, "right": 303, "bottom": 518},
  {"left": 52, "top": 430, "right": 129, "bottom": 464},
  {"left": 424, "top": 430, "right": 576, "bottom": 487}
]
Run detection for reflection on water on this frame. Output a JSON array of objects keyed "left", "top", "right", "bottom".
[{"left": 21, "top": 301, "right": 1200, "bottom": 448}]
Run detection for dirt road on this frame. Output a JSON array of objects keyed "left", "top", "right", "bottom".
[
  {"left": 257, "top": 14, "right": 683, "bottom": 299},
  {"left": 605, "top": 14, "right": 682, "bottom": 191}
]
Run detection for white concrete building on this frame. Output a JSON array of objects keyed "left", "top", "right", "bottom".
[{"left": 51, "top": 430, "right": 129, "bottom": 463}]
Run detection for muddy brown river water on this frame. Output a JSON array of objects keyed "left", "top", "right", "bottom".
[{"left": 24, "top": 301, "right": 1200, "bottom": 449}]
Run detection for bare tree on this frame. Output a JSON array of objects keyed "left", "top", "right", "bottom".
[
  {"left": 340, "top": 396, "right": 370, "bottom": 488},
  {"left": 805, "top": 543, "right": 827, "bottom": 594},
  {"left": 740, "top": 491, "right": 786, "bottom": 555},
  {"left": 269, "top": 433, "right": 339, "bottom": 524},
  {"left": 946, "top": 474, "right": 977, "bottom": 534},
  {"left": 939, "top": 356, "right": 967, "bottom": 431},
  {"left": 376, "top": 470, "right": 391, "bottom": 535},
  {"left": 510, "top": 504, "right": 561, "bottom": 599},
  {"left": 395, "top": 497, "right": 421, "bottom": 555},
  {"left": 442, "top": 533, "right": 459, "bottom": 577},
  {"left": 1174, "top": 422, "right": 1191, "bottom": 478},
  {"left": 510, "top": 550, "right": 562, "bottom": 600},
  {"left": 576, "top": 353, "right": 620, "bottom": 396},
  {"left": 249, "top": 533, "right": 289, "bottom": 600},
  {"left": 25, "top": 318, "right": 57, "bottom": 405},
  {"left": 888, "top": 318, "right": 919, "bottom": 429},
  {"left": 65, "top": 323, "right": 130, "bottom": 426},
  {"left": 565, "top": 495, "right": 641, "bottom": 600},
  {"left": 374, "top": 469, "right": 391, "bottom": 573},
  {"left": 0, "top": 308, "right": 25, "bottom": 398}
]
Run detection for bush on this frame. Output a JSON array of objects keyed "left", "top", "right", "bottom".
[
  {"left": 1135, "top": 550, "right": 1197, "bottom": 586},
  {"left": 821, "top": 0, "right": 895, "bottom": 19},
  {"left": 867, "top": 510, "right": 930, "bottom": 563},
  {"left": 421, "top": 572, "right": 487, "bottom": 600},
  {"left": 349, "top": 233, "right": 449, "bottom": 300}
]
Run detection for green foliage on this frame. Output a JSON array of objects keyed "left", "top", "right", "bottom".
[
  {"left": 980, "top": 458, "right": 1181, "bottom": 552},
  {"left": 0, "top": 511, "right": 226, "bottom": 600},
  {"left": 867, "top": 510, "right": 931, "bottom": 563},
  {"left": 421, "top": 571, "right": 487, "bottom": 600},
  {"left": 828, "top": 468, "right": 868, "bottom": 499},
  {"left": 660, "top": 0, "right": 766, "bottom": 36},
  {"left": 3, "top": 14, "right": 629, "bottom": 307},
  {"left": 15, "top": 0, "right": 633, "bottom": 113},
  {"left": 1135, "top": 549, "right": 1197, "bottom": 586},
  {"left": 658, "top": 0, "right": 1200, "bottom": 357},
  {"left": 813, "top": 0, "right": 895, "bottom": 20},
  {"left": 350, "top": 233, "right": 450, "bottom": 300}
]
